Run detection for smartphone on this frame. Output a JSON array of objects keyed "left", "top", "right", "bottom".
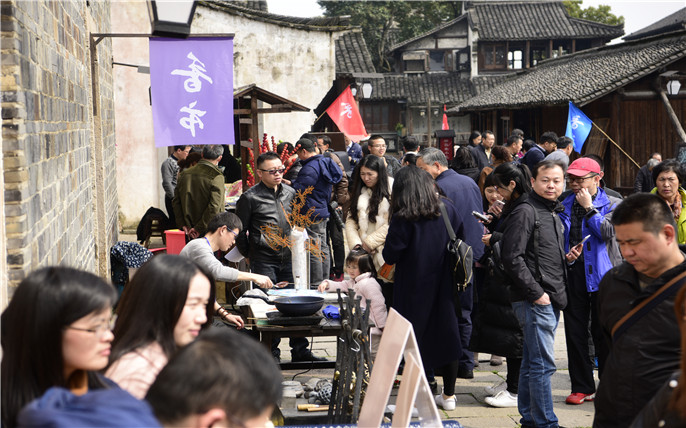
[
  {"left": 577, "top": 234, "right": 591, "bottom": 247},
  {"left": 494, "top": 200, "right": 505, "bottom": 206},
  {"left": 472, "top": 211, "right": 490, "bottom": 222}
]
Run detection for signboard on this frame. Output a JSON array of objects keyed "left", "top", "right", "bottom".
[{"left": 150, "top": 37, "right": 234, "bottom": 147}]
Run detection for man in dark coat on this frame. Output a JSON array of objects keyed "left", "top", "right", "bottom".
[
  {"left": 521, "top": 131, "right": 557, "bottom": 173},
  {"left": 292, "top": 138, "right": 342, "bottom": 286},
  {"left": 417, "top": 148, "right": 485, "bottom": 380},
  {"left": 633, "top": 152, "right": 662, "bottom": 193},
  {"left": 472, "top": 130, "right": 494, "bottom": 171},
  {"left": 593, "top": 193, "right": 686, "bottom": 428},
  {"left": 502, "top": 160, "right": 568, "bottom": 428}
]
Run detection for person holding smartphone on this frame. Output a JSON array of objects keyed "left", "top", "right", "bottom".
[{"left": 558, "top": 158, "right": 623, "bottom": 405}]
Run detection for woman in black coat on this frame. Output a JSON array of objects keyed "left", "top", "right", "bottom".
[
  {"left": 470, "top": 163, "right": 531, "bottom": 408},
  {"left": 383, "top": 166, "right": 463, "bottom": 411}
]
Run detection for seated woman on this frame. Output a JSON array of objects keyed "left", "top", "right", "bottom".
[
  {"left": 105, "top": 255, "right": 214, "bottom": 399},
  {"left": 1, "top": 267, "right": 158, "bottom": 427}
]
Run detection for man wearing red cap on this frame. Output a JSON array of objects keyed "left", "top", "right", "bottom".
[{"left": 558, "top": 158, "right": 623, "bottom": 405}]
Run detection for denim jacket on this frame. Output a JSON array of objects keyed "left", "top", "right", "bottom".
[{"left": 559, "top": 187, "right": 622, "bottom": 292}]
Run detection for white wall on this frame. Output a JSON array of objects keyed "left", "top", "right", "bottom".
[{"left": 111, "top": 2, "right": 341, "bottom": 229}]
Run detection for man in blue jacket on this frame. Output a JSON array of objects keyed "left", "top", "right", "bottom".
[
  {"left": 417, "top": 148, "right": 485, "bottom": 381},
  {"left": 559, "top": 158, "right": 622, "bottom": 405},
  {"left": 292, "top": 138, "right": 343, "bottom": 287}
]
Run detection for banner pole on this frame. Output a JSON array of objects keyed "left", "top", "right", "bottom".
[
  {"left": 313, "top": 110, "right": 327, "bottom": 124},
  {"left": 591, "top": 123, "right": 641, "bottom": 169}
]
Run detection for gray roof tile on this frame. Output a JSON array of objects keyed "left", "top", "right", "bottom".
[
  {"left": 336, "top": 31, "right": 376, "bottom": 75},
  {"left": 470, "top": 1, "right": 623, "bottom": 41},
  {"left": 624, "top": 6, "right": 686, "bottom": 41},
  {"left": 453, "top": 32, "right": 686, "bottom": 112}
]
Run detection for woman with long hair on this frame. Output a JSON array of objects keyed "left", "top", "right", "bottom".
[
  {"left": 105, "top": 254, "right": 215, "bottom": 399},
  {"left": 345, "top": 155, "right": 394, "bottom": 306},
  {"left": 1, "top": 267, "right": 157, "bottom": 427},
  {"left": 473, "top": 162, "right": 533, "bottom": 408},
  {"left": 451, "top": 146, "right": 481, "bottom": 183},
  {"left": 382, "top": 166, "right": 464, "bottom": 410},
  {"left": 478, "top": 145, "right": 514, "bottom": 194}
]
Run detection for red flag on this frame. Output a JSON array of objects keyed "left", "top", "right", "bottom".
[
  {"left": 325, "top": 86, "right": 368, "bottom": 141},
  {"left": 442, "top": 104, "right": 449, "bottom": 130}
]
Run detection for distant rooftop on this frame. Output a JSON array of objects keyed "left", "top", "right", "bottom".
[{"left": 623, "top": 6, "right": 686, "bottom": 41}]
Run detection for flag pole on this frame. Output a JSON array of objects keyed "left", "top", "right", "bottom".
[
  {"left": 313, "top": 110, "right": 327, "bottom": 124},
  {"left": 591, "top": 123, "right": 641, "bottom": 169}
]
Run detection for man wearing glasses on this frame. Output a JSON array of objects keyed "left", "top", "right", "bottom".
[
  {"left": 368, "top": 135, "right": 401, "bottom": 178},
  {"left": 558, "top": 158, "right": 622, "bottom": 406},
  {"left": 180, "top": 211, "right": 273, "bottom": 329},
  {"left": 236, "top": 151, "right": 325, "bottom": 362}
]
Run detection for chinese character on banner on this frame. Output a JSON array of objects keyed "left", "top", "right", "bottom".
[{"left": 149, "top": 37, "right": 234, "bottom": 147}]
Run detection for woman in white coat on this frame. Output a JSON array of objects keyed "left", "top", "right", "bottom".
[{"left": 345, "top": 154, "right": 394, "bottom": 307}]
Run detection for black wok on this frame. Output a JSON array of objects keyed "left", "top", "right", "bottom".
[
  {"left": 273, "top": 296, "right": 324, "bottom": 317},
  {"left": 242, "top": 294, "right": 324, "bottom": 317}
]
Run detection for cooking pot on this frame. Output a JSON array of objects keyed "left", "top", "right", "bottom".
[{"left": 242, "top": 294, "right": 324, "bottom": 317}]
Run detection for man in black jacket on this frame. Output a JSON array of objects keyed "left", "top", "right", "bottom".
[
  {"left": 235, "top": 152, "right": 325, "bottom": 363},
  {"left": 502, "top": 160, "right": 567, "bottom": 428},
  {"left": 593, "top": 193, "right": 685, "bottom": 428}
]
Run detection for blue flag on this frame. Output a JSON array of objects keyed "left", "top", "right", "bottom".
[{"left": 565, "top": 101, "right": 593, "bottom": 153}]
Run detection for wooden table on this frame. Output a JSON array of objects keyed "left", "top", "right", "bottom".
[{"left": 245, "top": 302, "right": 342, "bottom": 370}]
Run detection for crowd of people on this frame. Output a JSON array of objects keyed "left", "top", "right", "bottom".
[{"left": 3, "top": 130, "right": 686, "bottom": 428}]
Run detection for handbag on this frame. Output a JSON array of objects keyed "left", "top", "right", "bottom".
[{"left": 439, "top": 202, "right": 473, "bottom": 292}]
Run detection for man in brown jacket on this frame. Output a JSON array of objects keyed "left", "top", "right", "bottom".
[{"left": 173, "top": 145, "right": 225, "bottom": 239}]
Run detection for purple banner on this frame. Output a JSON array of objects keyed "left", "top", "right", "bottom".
[{"left": 150, "top": 37, "right": 234, "bottom": 147}]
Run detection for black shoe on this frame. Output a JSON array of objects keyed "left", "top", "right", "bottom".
[
  {"left": 457, "top": 367, "right": 474, "bottom": 379},
  {"left": 292, "top": 352, "right": 328, "bottom": 362},
  {"left": 428, "top": 380, "right": 438, "bottom": 395}
]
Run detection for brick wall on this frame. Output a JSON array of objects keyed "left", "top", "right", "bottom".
[{"left": 1, "top": 0, "right": 118, "bottom": 298}]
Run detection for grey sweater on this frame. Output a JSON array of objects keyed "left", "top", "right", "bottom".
[{"left": 180, "top": 238, "right": 239, "bottom": 282}]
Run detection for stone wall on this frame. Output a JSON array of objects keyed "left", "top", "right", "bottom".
[{"left": 1, "top": 0, "right": 118, "bottom": 297}]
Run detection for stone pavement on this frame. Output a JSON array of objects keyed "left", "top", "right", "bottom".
[{"left": 280, "top": 315, "right": 597, "bottom": 428}]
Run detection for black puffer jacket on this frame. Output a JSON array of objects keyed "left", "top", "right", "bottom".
[
  {"left": 235, "top": 182, "right": 295, "bottom": 263},
  {"left": 501, "top": 192, "right": 568, "bottom": 310},
  {"left": 469, "top": 198, "right": 523, "bottom": 358},
  {"left": 594, "top": 259, "right": 686, "bottom": 428}
]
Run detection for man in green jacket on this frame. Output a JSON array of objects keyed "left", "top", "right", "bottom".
[{"left": 173, "top": 145, "right": 225, "bottom": 239}]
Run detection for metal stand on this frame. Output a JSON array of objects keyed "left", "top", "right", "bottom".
[{"left": 328, "top": 289, "right": 372, "bottom": 424}]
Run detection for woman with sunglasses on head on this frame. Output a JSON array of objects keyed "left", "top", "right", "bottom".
[
  {"left": 105, "top": 255, "right": 216, "bottom": 400},
  {"left": 1, "top": 267, "right": 158, "bottom": 427}
]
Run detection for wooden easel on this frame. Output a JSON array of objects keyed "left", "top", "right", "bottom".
[{"left": 358, "top": 309, "right": 442, "bottom": 427}]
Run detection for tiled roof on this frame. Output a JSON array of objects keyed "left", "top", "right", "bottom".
[
  {"left": 452, "top": 32, "right": 686, "bottom": 112},
  {"left": 336, "top": 31, "right": 376, "bottom": 75},
  {"left": 389, "top": 16, "right": 467, "bottom": 52},
  {"left": 200, "top": 1, "right": 351, "bottom": 31},
  {"left": 624, "top": 6, "right": 686, "bottom": 41},
  {"left": 364, "top": 73, "right": 512, "bottom": 106},
  {"left": 468, "top": 1, "right": 623, "bottom": 41}
]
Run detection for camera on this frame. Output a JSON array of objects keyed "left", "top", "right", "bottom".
[{"left": 328, "top": 201, "right": 345, "bottom": 230}]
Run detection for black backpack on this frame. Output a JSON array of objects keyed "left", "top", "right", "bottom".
[{"left": 439, "top": 202, "right": 473, "bottom": 292}]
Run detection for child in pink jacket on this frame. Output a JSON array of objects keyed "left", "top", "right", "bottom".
[{"left": 318, "top": 246, "right": 387, "bottom": 360}]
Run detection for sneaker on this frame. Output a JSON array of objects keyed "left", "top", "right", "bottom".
[
  {"left": 485, "top": 390, "right": 518, "bottom": 408},
  {"left": 489, "top": 355, "right": 503, "bottom": 366},
  {"left": 291, "top": 351, "right": 328, "bottom": 362},
  {"left": 484, "top": 380, "right": 507, "bottom": 396},
  {"left": 434, "top": 393, "right": 456, "bottom": 411},
  {"left": 457, "top": 367, "right": 474, "bottom": 379},
  {"left": 565, "top": 392, "right": 595, "bottom": 405}
]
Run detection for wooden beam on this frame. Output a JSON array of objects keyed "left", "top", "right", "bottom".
[{"left": 657, "top": 89, "right": 686, "bottom": 143}]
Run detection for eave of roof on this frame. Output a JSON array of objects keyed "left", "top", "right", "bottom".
[
  {"left": 388, "top": 15, "right": 467, "bottom": 53},
  {"left": 623, "top": 6, "right": 686, "bottom": 41},
  {"left": 452, "top": 31, "right": 686, "bottom": 113},
  {"left": 200, "top": 1, "right": 351, "bottom": 31}
]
